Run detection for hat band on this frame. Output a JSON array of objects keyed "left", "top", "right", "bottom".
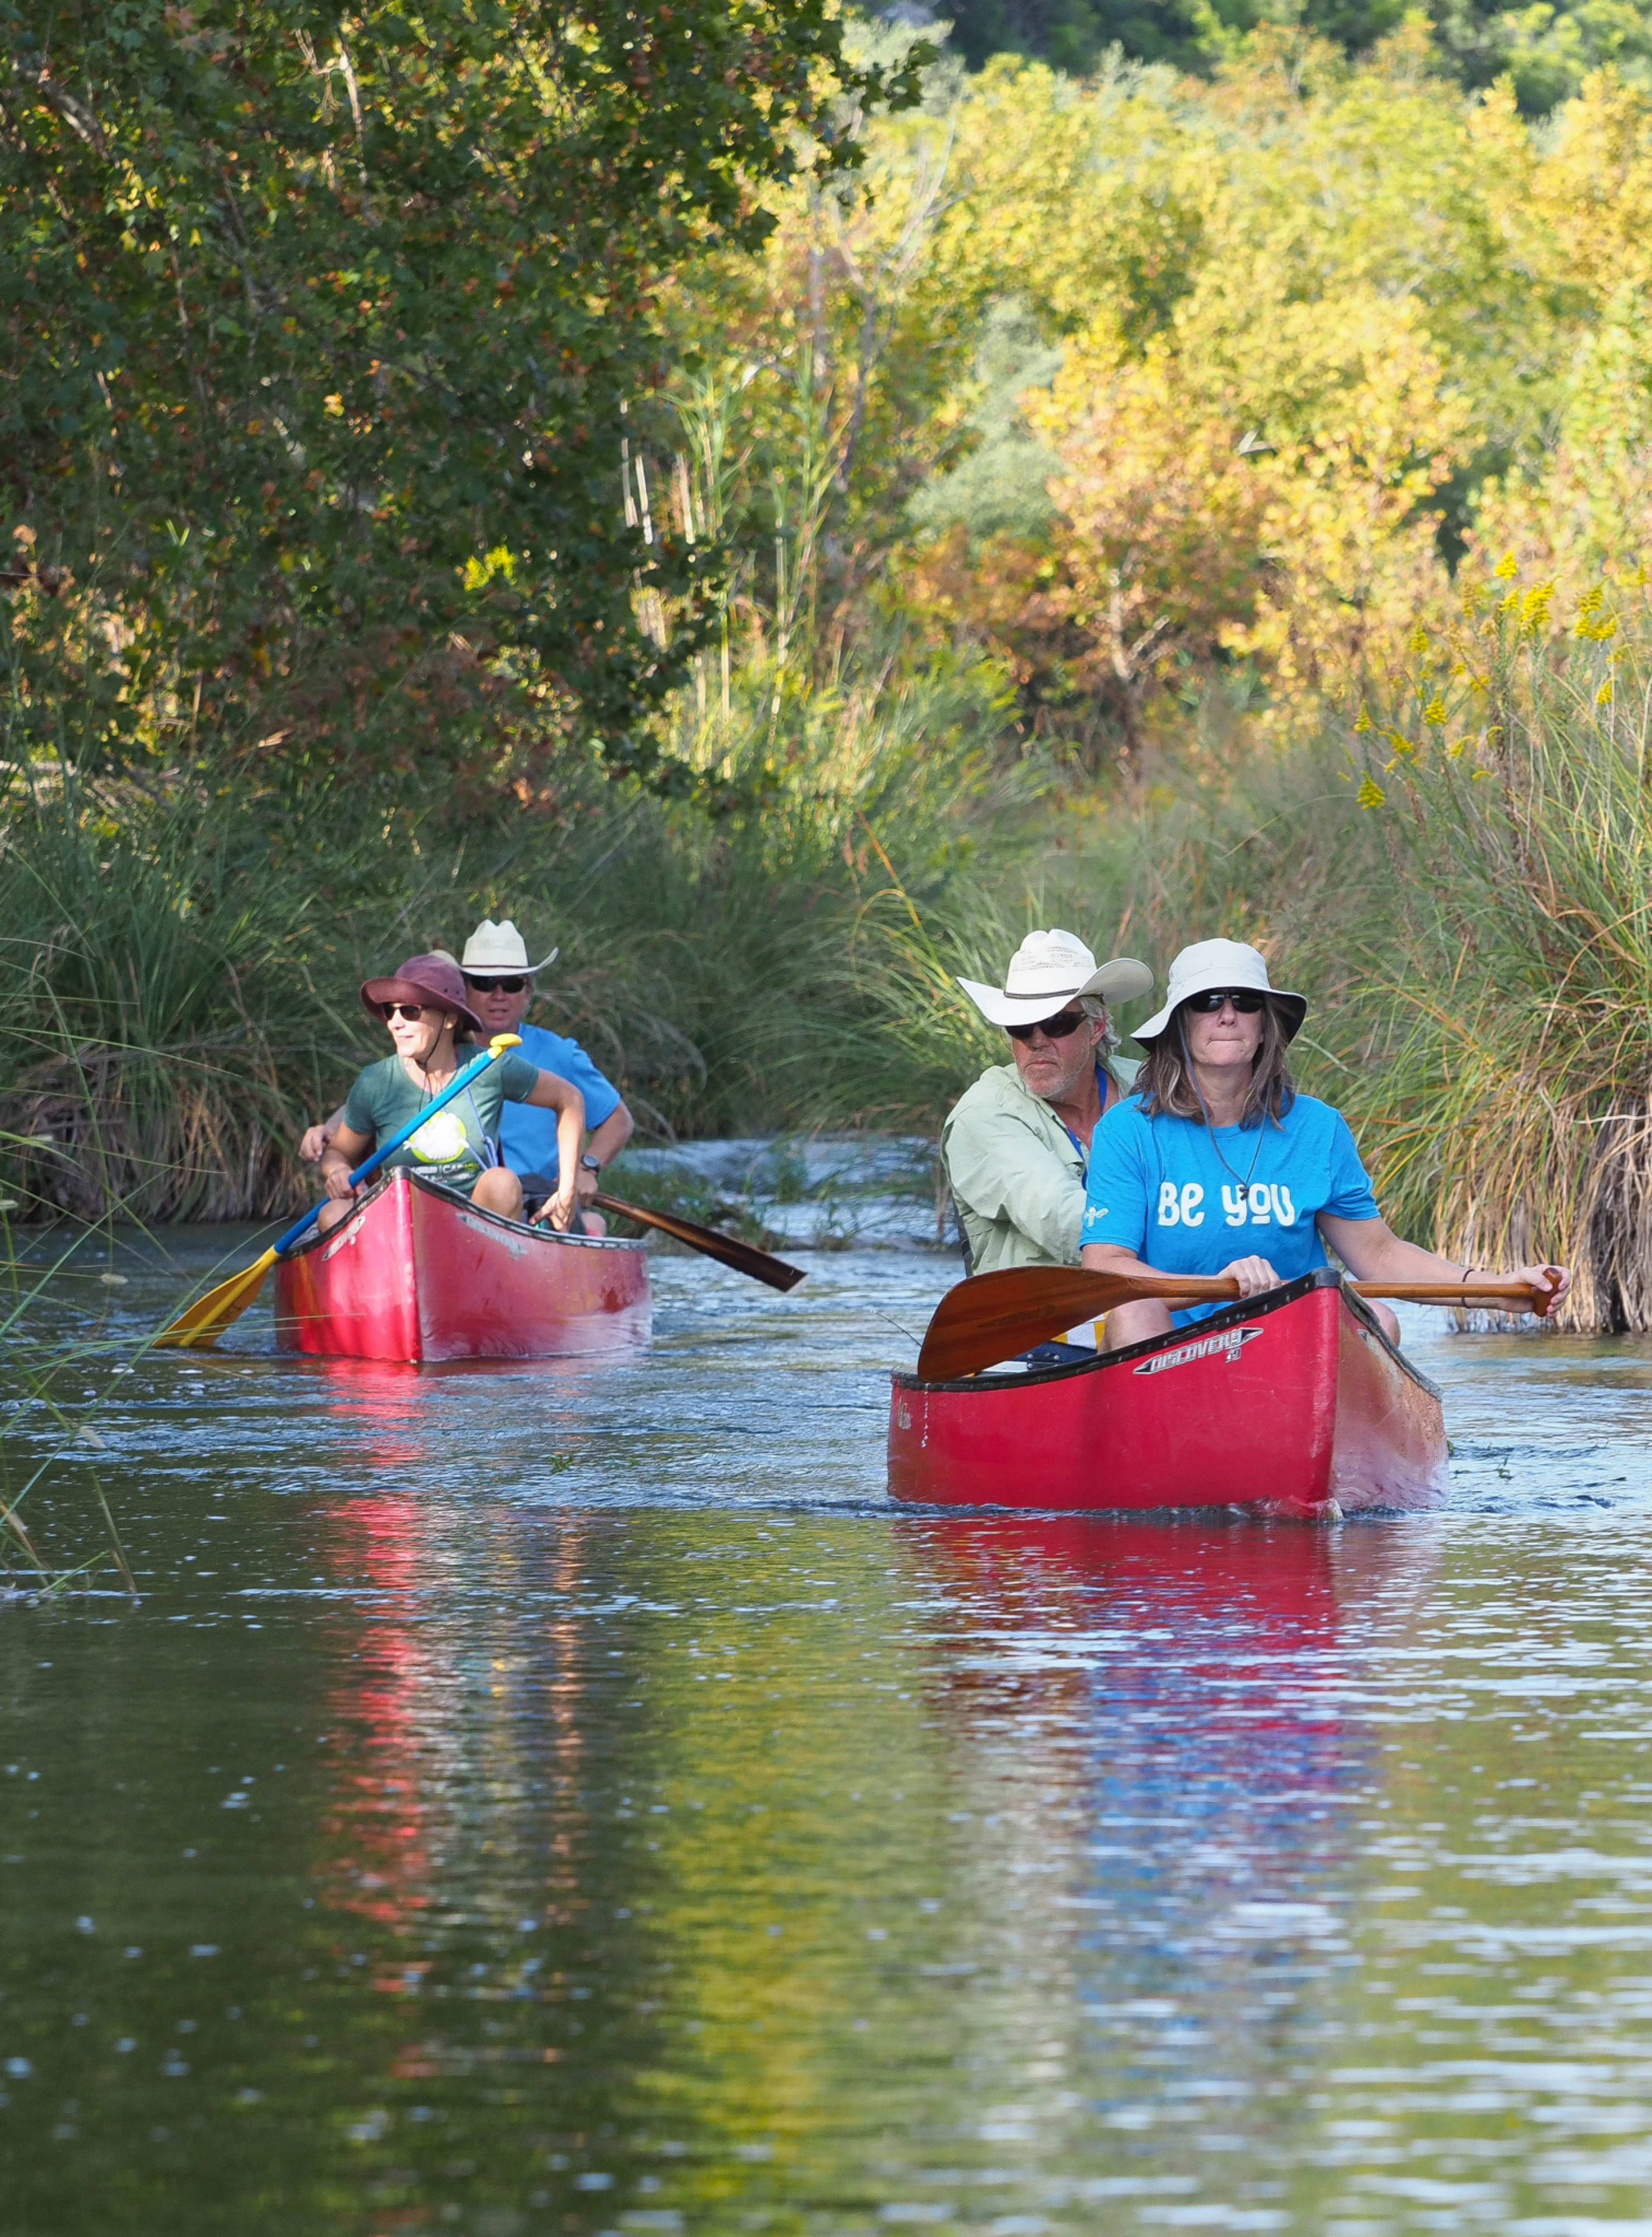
[{"left": 1003, "top": 982, "right": 1081, "bottom": 999}]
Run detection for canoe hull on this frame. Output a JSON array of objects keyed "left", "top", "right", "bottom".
[
  {"left": 274, "top": 1170, "right": 652, "bottom": 1362},
  {"left": 888, "top": 1271, "right": 1446, "bottom": 1515}
]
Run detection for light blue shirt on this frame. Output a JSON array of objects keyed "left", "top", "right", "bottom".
[
  {"left": 1082, "top": 1091, "right": 1381, "bottom": 1325},
  {"left": 493, "top": 1021, "right": 622, "bottom": 1181}
]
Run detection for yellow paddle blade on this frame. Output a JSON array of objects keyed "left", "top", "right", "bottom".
[{"left": 152, "top": 1247, "right": 280, "bottom": 1348}]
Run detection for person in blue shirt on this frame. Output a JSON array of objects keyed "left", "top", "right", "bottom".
[
  {"left": 300, "top": 922, "right": 634, "bottom": 1230},
  {"left": 457, "top": 918, "right": 633, "bottom": 1229},
  {"left": 1081, "top": 938, "right": 1569, "bottom": 1350}
]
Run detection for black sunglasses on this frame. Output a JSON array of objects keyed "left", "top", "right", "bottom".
[
  {"left": 378, "top": 1001, "right": 429, "bottom": 1023},
  {"left": 1185, "top": 988, "right": 1267, "bottom": 1013},
  {"left": 463, "top": 974, "right": 527, "bottom": 994},
  {"left": 1006, "top": 1008, "right": 1089, "bottom": 1043}
]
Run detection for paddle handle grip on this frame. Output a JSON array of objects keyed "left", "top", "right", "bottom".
[
  {"left": 1120, "top": 1272, "right": 1557, "bottom": 1316},
  {"left": 275, "top": 1034, "right": 522, "bottom": 1256}
]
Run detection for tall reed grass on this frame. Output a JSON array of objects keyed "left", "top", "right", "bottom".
[
  {"left": 0, "top": 637, "right": 1037, "bottom": 1219},
  {"left": 0, "top": 789, "right": 351, "bottom": 1222},
  {"left": 1343, "top": 567, "right": 1652, "bottom": 1332}
]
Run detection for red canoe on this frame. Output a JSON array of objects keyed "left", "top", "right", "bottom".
[
  {"left": 274, "top": 1168, "right": 652, "bottom": 1362},
  {"left": 888, "top": 1270, "right": 1446, "bottom": 1517}
]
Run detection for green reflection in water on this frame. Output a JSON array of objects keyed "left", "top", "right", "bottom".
[{"left": 7, "top": 1245, "right": 1652, "bottom": 2233}]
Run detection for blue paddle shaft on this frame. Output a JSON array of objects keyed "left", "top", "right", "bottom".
[{"left": 271, "top": 1039, "right": 514, "bottom": 1257}]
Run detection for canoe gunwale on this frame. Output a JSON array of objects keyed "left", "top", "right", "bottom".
[
  {"left": 282, "top": 1169, "right": 646, "bottom": 1261},
  {"left": 893, "top": 1267, "right": 1442, "bottom": 1405}
]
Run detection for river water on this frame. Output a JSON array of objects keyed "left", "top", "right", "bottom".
[{"left": 5, "top": 1219, "right": 1652, "bottom": 2235}]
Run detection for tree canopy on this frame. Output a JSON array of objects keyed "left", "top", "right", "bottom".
[
  {"left": 0, "top": 0, "right": 920, "bottom": 793},
  {"left": 943, "top": 0, "right": 1652, "bottom": 110}
]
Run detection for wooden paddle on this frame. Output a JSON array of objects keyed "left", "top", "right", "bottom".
[
  {"left": 916, "top": 1263, "right": 1561, "bottom": 1382},
  {"left": 154, "top": 1034, "right": 524, "bottom": 1349},
  {"left": 591, "top": 1191, "right": 806, "bottom": 1293}
]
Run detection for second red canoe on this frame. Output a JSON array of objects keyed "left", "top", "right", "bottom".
[{"left": 274, "top": 1168, "right": 651, "bottom": 1361}]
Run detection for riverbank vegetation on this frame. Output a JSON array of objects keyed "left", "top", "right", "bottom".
[{"left": 7, "top": 9, "right": 1652, "bottom": 1326}]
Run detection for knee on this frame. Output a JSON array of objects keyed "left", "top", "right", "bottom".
[
  {"left": 473, "top": 1169, "right": 524, "bottom": 1219},
  {"left": 1371, "top": 1300, "right": 1402, "bottom": 1345},
  {"left": 1102, "top": 1299, "right": 1174, "bottom": 1351},
  {"left": 317, "top": 1196, "right": 351, "bottom": 1233}
]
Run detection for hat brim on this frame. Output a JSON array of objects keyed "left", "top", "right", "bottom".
[
  {"left": 958, "top": 955, "right": 1154, "bottom": 1028},
  {"left": 361, "top": 977, "right": 485, "bottom": 1035},
  {"left": 1131, "top": 987, "right": 1307, "bottom": 1046},
  {"left": 1078, "top": 957, "right": 1154, "bottom": 1007},
  {"left": 460, "top": 946, "right": 558, "bottom": 976}
]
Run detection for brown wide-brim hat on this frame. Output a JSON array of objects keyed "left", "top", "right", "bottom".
[{"left": 360, "top": 951, "right": 484, "bottom": 1035}]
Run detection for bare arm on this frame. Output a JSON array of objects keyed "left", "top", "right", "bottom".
[
  {"left": 1081, "top": 1237, "right": 1284, "bottom": 1297},
  {"left": 1319, "top": 1214, "right": 1570, "bottom": 1307},
  {"left": 521, "top": 1071, "right": 585, "bottom": 1229},
  {"left": 318, "top": 1122, "right": 374, "bottom": 1202},
  {"left": 301, "top": 1103, "right": 348, "bottom": 1164},
  {"left": 587, "top": 1100, "right": 634, "bottom": 1167},
  {"left": 574, "top": 1100, "right": 635, "bottom": 1207}
]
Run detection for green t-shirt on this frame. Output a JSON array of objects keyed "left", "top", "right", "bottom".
[{"left": 342, "top": 1050, "right": 541, "bottom": 1197}]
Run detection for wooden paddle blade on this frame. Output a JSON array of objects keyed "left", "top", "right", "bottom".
[
  {"left": 593, "top": 1193, "right": 806, "bottom": 1292},
  {"left": 916, "top": 1266, "right": 1233, "bottom": 1381},
  {"left": 152, "top": 1247, "right": 279, "bottom": 1348}
]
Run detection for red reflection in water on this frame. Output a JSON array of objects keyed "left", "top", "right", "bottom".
[
  {"left": 900, "top": 1515, "right": 1376, "bottom": 1889},
  {"left": 303, "top": 1450, "right": 596, "bottom": 2070}
]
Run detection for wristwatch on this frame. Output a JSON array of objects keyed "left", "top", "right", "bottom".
[{"left": 579, "top": 1154, "right": 603, "bottom": 1175}]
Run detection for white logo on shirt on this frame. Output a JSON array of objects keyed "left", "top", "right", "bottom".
[
  {"left": 1220, "top": 1183, "right": 1298, "bottom": 1226},
  {"left": 1156, "top": 1181, "right": 1206, "bottom": 1226},
  {"left": 1156, "top": 1179, "right": 1297, "bottom": 1228},
  {"left": 409, "top": 1109, "right": 468, "bottom": 1164}
]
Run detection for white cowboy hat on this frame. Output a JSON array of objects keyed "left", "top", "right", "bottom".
[
  {"left": 1130, "top": 937, "right": 1306, "bottom": 1045},
  {"left": 957, "top": 928, "right": 1154, "bottom": 1028},
  {"left": 460, "top": 918, "right": 558, "bottom": 976}
]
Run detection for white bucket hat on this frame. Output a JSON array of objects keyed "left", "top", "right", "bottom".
[
  {"left": 957, "top": 928, "right": 1154, "bottom": 1029},
  {"left": 460, "top": 918, "right": 558, "bottom": 976},
  {"left": 1130, "top": 938, "right": 1306, "bottom": 1046}
]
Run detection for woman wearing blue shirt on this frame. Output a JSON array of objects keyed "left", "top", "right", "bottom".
[{"left": 1081, "top": 939, "right": 1568, "bottom": 1350}]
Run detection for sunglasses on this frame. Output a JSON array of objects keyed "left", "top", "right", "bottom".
[
  {"left": 463, "top": 975, "right": 527, "bottom": 994},
  {"left": 1006, "top": 1008, "right": 1089, "bottom": 1043},
  {"left": 1185, "top": 988, "right": 1267, "bottom": 1013},
  {"left": 379, "top": 1002, "right": 430, "bottom": 1023}
]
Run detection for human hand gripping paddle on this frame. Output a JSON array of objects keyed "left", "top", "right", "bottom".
[
  {"left": 154, "top": 1034, "right": 524, "bottom": 1349},
  {"left": 916, "top": 1263, "right": 1566, "bottom": 1382}
]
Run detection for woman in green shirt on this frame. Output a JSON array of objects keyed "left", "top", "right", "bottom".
[{"left": 318, "top": 952, "right": 585, "bottom": 1233}]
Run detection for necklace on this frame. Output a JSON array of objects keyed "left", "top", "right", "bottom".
[
  {"left": 1207, "top": 1112, "right": 1267, "bottom": 1205},
  {"left": 1184, "top": 1033, "right": 1267, "bottom": 1202}
]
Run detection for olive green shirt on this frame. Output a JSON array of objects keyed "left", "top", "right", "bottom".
[{"left": 941, "top": 1056, "right": 1141, "bottom": 1274}]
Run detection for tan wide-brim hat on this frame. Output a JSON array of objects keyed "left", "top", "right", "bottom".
[
  {"left": 1130, "top": 937, "right": 1306, "bottom": 1045},
  {"left": 460, "top": 918, "right": 558, "bottom": 975},
  {"left": 958, "top": 928, "right": 1154, "bottom": 1028},
  {"left": 360, "top": 951, "right": 484, "bottom": 1035}
]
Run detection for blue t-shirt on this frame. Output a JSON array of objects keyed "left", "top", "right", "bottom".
[
  {"left": 1082, "top": 1091, "right": 1381, "bottom": 1324},
  {"left": 490, "top": 1021, "right": 621, "bottom": 1181}
]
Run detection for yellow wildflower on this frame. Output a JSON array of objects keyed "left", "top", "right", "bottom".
[
  {"left": 1493, "top": 551, "right": 1518, "bottom": 579},
  {"left": 1353, "top": 709, "right": 1372, "bottom": 733},
  {"left": 1356, "top": 774, "right": 1386, "bottom": 809},
  {"left": 1423, "top": 695, "right": 1448, "bottom": 725},
  {"left": 1598, "top": 678, "right": 1614, "bottom": 705}
]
